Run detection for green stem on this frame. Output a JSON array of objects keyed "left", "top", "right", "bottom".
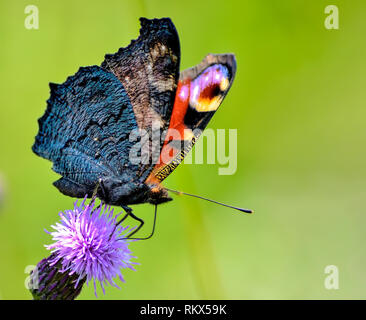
[{"left": 177, "top": 169, "right": 226, "bottom": 299}]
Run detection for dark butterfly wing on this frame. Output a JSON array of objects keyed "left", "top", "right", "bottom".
[
  {"left": 101, "top": 17, "right": 181, "bottom": 178},
  {"left": 146, "top": 54, "right": 237, "bottom": 184},
  {"left": 32, "top": 65, "right": 140, "bottom": 197}
]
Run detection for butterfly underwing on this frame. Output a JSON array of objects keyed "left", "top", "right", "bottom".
[{"left": 32, "top": 17, "right": 236, "bottom": 207}]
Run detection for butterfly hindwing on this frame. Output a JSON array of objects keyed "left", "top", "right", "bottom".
[
  {"left": 146, "top": 54, "right": 237, "bottom": 184},
  {"left": 32, "top": 65, "right": 141, "bottom": 197}
]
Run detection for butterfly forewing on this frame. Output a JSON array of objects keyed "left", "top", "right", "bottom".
[
  {"left": 101, "top": 17, "right": 181, "bottom": 179},
  {"left": 146, "top": 54, "right": 237, "bottom": 184}
]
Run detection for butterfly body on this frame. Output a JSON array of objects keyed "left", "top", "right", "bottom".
[{"left": 32, "top": 18, "right": 236, "bottom": 209}]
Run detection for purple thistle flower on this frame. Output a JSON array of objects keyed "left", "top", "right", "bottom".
[{"left": 45, "top": 198, "right": 138, "bottom": 296}]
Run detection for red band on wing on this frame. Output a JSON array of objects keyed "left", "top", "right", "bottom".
[{"left": 146, "top": 79, "right": 191, "bottom": 184}]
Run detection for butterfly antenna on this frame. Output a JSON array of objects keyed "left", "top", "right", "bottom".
[
  {"left": 166, "top": 188, "right": 253, "bottom": 214},
  {"left": 126, "top": 204, "right": 158, "bottom": 240}
]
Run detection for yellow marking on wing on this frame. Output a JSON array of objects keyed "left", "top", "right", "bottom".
[
  {"left": 194, "top": 96, "right": 221, "bottom": 112},
  {"left": 220, "top": 77, "right": 229, "bottom": 91}
]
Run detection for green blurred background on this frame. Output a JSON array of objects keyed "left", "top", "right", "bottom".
[{"left": 0, "top": 0, "right": 365, "bottom": 299}]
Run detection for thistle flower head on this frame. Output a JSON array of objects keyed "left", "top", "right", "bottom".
[
  {"left": 29, "top": 254, "right": 86, "bottom": 300},
  {"left": 45, "top": 198, "right": 137, "bottom": 296}
]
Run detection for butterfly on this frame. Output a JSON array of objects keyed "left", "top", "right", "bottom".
[{"left": 32, "top": 18, "right": 250, "bottom": 238}]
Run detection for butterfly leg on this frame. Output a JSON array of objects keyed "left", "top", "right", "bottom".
[
  {"left": 115, "top": 205, "right": 145, "bottom": 239},
  {"left": 91, "top": 178, "right": 108, "bottom": 203},
  {"left": 127, "top": 205, "right": 158, "bottom": 240},
  {"left": 125, "top": 211, "right": 144, "bottom": 238},
  {"left": 116, "top": 205, "right": 159, "bottom": 240},
  {"left": 115, "top": 206, "right": 131, "bottom": 227},
  {"left": 91, "top": 180, "right": 100, "bottom": 202}
]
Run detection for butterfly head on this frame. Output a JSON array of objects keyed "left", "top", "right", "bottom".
[{"left": 147, "top": 184, "right": 172, "bottom": 205}]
